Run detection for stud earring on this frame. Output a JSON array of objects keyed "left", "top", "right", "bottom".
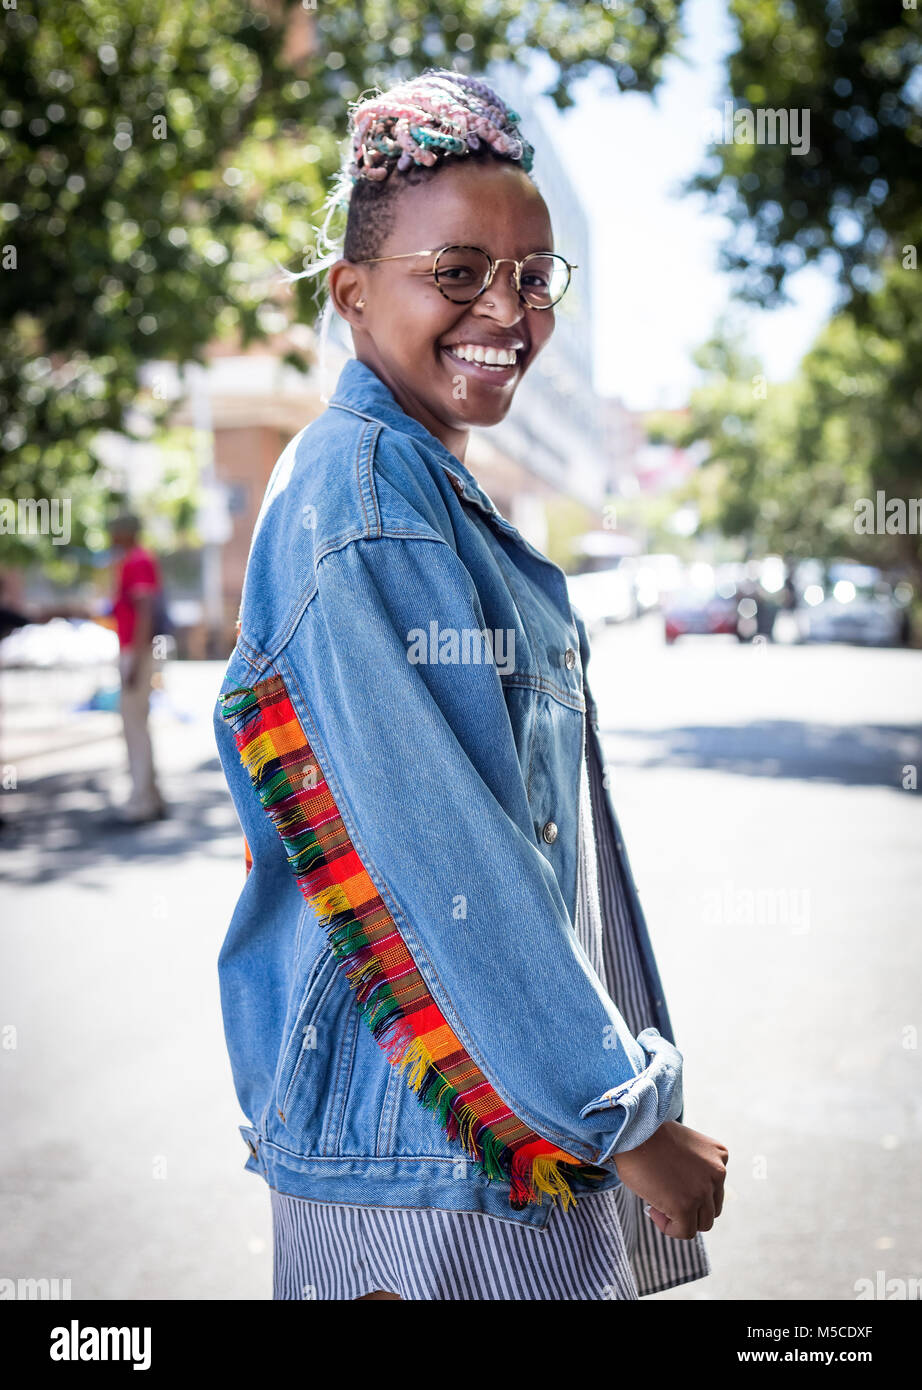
[{"left": 356, "top": 297, "right": 366, "bottom": 309}]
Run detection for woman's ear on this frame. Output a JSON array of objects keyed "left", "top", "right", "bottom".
[{"left": 329, "top": 260, "right": 369, "bottom": 325}]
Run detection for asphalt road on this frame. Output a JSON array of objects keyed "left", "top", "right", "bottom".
[{"left": 1, "top": 617, "right": 920, "bottom": 1300}]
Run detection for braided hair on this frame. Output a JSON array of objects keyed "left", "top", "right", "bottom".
[
  {"left": 339, "top": 70, "right": 535, "bottom": 262},
  {"left": 347, "top": 70, "right": 533, "bottom": 181},
  {"left": 285, "top": 69, "right": 535, "bottom": 282}
]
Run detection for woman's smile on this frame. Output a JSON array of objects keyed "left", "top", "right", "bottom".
[{"left": 439, "top": 336, "right": 525, "bottom": 386}]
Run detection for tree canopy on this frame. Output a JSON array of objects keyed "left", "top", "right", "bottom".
[{"left": 690, "top": 0, "right": 922, "bottom": 305}]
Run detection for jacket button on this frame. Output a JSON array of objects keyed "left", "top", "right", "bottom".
[
  {"left": 542, "top": 820, "right": 558, "bottom": 844},
  {"left": 564, "top": 647, "right": 577, "bottom": 669}
]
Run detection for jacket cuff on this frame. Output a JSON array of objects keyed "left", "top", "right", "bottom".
[{"left": 579, "top": 1027, "right": 684, "bottom": 1165}]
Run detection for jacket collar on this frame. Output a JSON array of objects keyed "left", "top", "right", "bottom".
[{"left": 328, "top": 358, "right": 499, "bottom": 519}]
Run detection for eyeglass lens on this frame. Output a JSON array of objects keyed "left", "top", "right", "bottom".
[{"left": 433, "top": 247, "right": 570, "bottom": 307}]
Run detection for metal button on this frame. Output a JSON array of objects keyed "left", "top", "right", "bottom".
[
  {"left": 542, "top": 820, "right": 558, "bottom": 844},
  {"left": 564, "top": 647, "right": 577, "bottom": 669}
]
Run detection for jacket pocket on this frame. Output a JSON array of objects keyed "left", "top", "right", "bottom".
[
  {"left": 376, "top": 1048, "right": 463, "bottom": 1159},
  {"left": 271, "top": 944, "right": 342, "bottom": 1143}
]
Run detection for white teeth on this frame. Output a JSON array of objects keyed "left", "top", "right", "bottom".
[{"left": 447, "top": 344, "right": 519, "bottom": 367}]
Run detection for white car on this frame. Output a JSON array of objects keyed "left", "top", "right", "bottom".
[
  {"left": 0, "top": 617, "right": 119, "bottom": 667},
  {"left": 797, "top": 564, "right": 906, "bottom": 646},
  {"left": 619, "top": 553, "right": 686, "bottom": 613},
  {"left": 566, "top": 568, "right": 635, "bottom": 635}
]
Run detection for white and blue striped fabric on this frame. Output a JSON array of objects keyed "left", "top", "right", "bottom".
[{"left": 269, "top": 719, "right": 711, "bottom": 1300}]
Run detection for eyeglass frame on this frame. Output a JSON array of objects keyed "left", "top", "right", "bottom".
[{"left": 353, "top": 243, "right": 578, "bottom": 310}]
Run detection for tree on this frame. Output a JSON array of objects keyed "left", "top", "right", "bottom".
[
  {"left": 647, "top": 330, "right": 840, "bottom": 558},
  {"left": 677, "top": 3, "right": 922, "bottom": 591},
  {"left": 0, "top": 0, "right": 687, "bottom": 560},
  {"left": 796, "top": 254, "right": 922, "bottom": 582},
  {"left": 664, "top": 257, "right": 922, "bottom": 586},
  {"left": 690, "top": 1, "right": 922, "bottom": 305}
]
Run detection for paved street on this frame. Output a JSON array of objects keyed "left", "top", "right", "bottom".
[{"left": 1, "top": 618, "right": 920, "bottom": 1300}]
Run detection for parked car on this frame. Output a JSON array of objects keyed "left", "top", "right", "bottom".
[
  {"left": 663, "top": 586, "right": 741, "bottom": 644},
  {"left": 796, "top": 562, "right": 906, "bottom": 646}
]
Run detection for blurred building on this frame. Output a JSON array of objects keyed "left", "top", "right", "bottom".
[{"left": 633, "top": 408, "right": 704, "bottom": 493}]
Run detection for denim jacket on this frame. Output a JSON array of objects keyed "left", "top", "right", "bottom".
[{"left": 212, "top": 357, "right": 685, "bottom": 1230}]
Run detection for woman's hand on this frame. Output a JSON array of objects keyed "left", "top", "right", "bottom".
[{"left": 611, "top": 1120, "right": 729, "bottom": 1239}]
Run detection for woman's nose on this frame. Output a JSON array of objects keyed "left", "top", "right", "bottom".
[{"left": 473, "top": 265, "right": 524, "bottom": 326}]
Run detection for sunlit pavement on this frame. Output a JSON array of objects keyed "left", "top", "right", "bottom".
[
  {"left": 587, "top": 616, "right": 922, "bottom": 1301},
  {"left": 1, "top": 621, "right": 920, "bottom": 1300}
]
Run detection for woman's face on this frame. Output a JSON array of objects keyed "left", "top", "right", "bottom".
[{"left": 334, "top": 159, "right": 558, "bottom": 459}]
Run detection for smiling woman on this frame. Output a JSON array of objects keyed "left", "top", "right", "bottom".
[
  {"left": 326, "top": 91, "right": 565, "bottom": 457},
  {"left": 213, "top": 67, "right": 726, "bottom": 1304}
]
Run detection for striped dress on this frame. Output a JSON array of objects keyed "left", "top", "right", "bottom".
[{"left": 269, "top": 715, "right": 711, "bottom": 1300}]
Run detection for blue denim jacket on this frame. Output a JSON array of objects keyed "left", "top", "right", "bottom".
[{"left": 212, "top": 357, "right": 685, "bottom": 1230}]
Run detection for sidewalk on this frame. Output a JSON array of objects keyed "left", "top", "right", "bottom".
[{"left": 1, "top": 659, "right": 274, "bottom": 1299}]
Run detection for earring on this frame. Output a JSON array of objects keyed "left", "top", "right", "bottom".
[{"left": 356, "top": 297, "right": 366, "bottom": 309}]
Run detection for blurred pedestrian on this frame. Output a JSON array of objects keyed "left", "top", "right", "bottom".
[{"left": 108, "top": 512, "right": 167, "bottom": 824}]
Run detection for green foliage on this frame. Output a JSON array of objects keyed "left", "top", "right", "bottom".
[
  {"left": 798, "top": 252, "right": 922, "bottom": 577},
  {"left": 0, "top": 0, "right": 328, "bottom": 507},
  {"left": 689, "top": 1, "right": 922, "bottom": 304},
  {"left": 683, "top": 6, "right": 922, "bottom": 578},
  {"left": 676, "top": 260, "right": 922, "bottom": 580}
]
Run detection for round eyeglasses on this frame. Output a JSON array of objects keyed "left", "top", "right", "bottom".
[{"left": 355, "top": 244, "right": 577, "bottom": 310}]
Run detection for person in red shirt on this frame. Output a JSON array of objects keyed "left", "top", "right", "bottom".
[{"left": 109, "top": 513, "right": 167, "bottom": 824}]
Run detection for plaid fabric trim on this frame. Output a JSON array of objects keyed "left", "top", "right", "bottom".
[{"left": 219, "top": 671, "right": 606, "bottom": 1211}]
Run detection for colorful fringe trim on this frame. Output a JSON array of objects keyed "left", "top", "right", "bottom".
[{"left": 219, "top": 672, "right": 606, "bottom": 1211}]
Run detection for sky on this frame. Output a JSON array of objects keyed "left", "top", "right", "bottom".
[{"left": 525, "top": 0, "right": 840, "bottom": 410}]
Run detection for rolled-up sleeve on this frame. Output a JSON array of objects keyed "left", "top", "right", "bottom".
[{"left": 219, "top": 533, "right": 683, "bottom": 1209}]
